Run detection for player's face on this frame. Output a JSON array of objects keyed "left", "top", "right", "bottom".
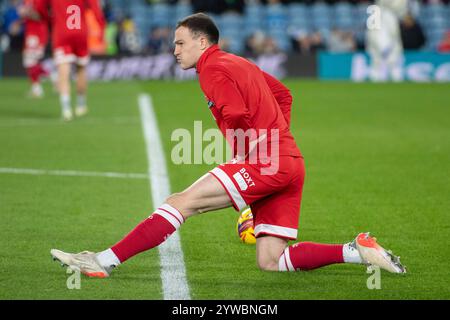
[{"left": 173, "top": 26, "right": 207, "bottom": 70}]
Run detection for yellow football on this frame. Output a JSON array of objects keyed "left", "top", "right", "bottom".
[{"left": 237, "top": 208, "right": 256, "bottom": 244}]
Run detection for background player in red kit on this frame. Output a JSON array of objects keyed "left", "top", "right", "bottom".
[
  {"left": 50, "top": 13, "right": 405, "bottom": 276},
  {"left": 35, "top": 0, "right": 105, "bottom": 121},
  {"left": 18, "top": 0, "right": 49, "bottom": 98}
]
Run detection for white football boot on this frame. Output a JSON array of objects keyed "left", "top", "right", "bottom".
[
  {"left": 354, "top": 232, "right": 406, "bottom": 274},
  {"left": 62, "top": 109, "right": 73, "bottom": 122},
  {"left": 75, "top": 105, "right": 88, "bottom": 117},
  {"left": 29, "top": 83, "right": 44, "bottom": 98},
  {"left": 50, "top": 249, "right": 112, "bottom": 278}
]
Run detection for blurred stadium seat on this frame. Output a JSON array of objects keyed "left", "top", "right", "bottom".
[
  {"left": 310, "top": 2, "right": 331, "bottom": 38},
  {"left": 287, "top": 3, "right": 311, "bottom": 33},
  {"left": 265, "top": 3, "right": 288, "bottom": 31},
  {"left": 420, "top": 3, "right": 449, "bottom": 50},
  {"left": 151, "top": 3, "right": 171, "bottom": 28},
  {"left": 244, "top": 2, "right": 264, "bottom": 20},
  {"left": 243, "top": 3, "right": 264, "bottom": 37},
  {"left": 173, "top": 2, "right": 193, "bottom": 25},
  {"left": 333, "top": 2, "right": 354, "bottom": 31},
  {"left": 244, "top": 15, "right": 263, "bottom": 37},
  {"left": 216, "top": 13, "right": 245, "bottom": 53},
  {"left": 423, "top": 2, "right": 446, "bottom": 19}
]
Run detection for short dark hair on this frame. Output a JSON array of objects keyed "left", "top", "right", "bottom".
[{"left": 176, "top": 13, "right": 219, "bottom": 45}]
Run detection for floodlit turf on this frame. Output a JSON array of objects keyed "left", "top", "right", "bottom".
[{"left": 0, "top": 78, "right": 449, "bottom": 299}]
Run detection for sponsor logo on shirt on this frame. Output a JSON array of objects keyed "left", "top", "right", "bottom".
[
  {"left": 233, "top": 168, "right": 255, "bottom": 191},
  {"left": 233, "top": 172, "right": 247, "bottom": 191}
]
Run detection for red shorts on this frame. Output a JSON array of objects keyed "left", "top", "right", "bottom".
[
  {"left": 210, "top": 156, "right": 305, "bottom": 240},
  {"left": 53, "top": 32, "right": 89, "bottom": 66}
]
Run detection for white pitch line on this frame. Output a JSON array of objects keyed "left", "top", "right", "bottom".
[
  {"left": 0, "top": 167, "right": 149, "bottom": 179},
  {"left": 138, "top": 93, "right": 191, "bottom": 300}
]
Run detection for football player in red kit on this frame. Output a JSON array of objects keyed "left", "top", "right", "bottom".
[
  {"left": 50, "top": 13, "right": 405, "bottom": 277},
  {"left": 35, "top": 0, "right": 105, "bottom": 121},
  {"left": 18, "top": 0, "right": 49, "bottom": 98}
]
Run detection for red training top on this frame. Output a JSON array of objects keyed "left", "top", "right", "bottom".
[
  {"left": 35, "top": 0, "right": 105, "bottom": 45},
  {"left": 196, "top": 45, "right": 302, "bottom": 160},
  {"left": 23, "top": 0, "right": 49, "bottom": 45}
]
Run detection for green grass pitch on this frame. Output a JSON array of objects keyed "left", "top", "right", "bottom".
[{"left": 0, "top": 78, "right": 449, "bottom": 299}]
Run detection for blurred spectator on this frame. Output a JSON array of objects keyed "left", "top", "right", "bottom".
[
  {"left": 105, "top": 21, "right": 119, "bottom": 55},
  {"left": 2, "top": 0, "right": 450, "bottom": 57},
  {"left": 118, "top": 16, "right": 143, "bottom": 54},
  {"left": 102, "top": 1, "right": 114, "bottom": 23},
  {"left": 102, "top": 1, "right": 121, "bottom": 55},
  {"left": 327, "top": 29, "right": 357, "bottom": 52},
  {"left": 262, "top": 36, "right": 280, "bottom": 54},
  {"left": 291, "top": 30, "right": 325, "bottom": 54},
  {"left": 86, "top": 8, "right": 107, "bottom": 55},
  {"left": 245, "top": 30, "right": 282, "bottom": 55},
  {"left": 400, "top": 13, "right": 426, "bottom": 50},
  {"left": 2, "top": 0, "right": 24, "bottom": 51},
  {"left": 147, "top": 26, "right": 173, "bottom": 54},
  {"left": 245, "top": 31, "right": 266, "bottom": 56},
  {"left": 437, "top": 31, "right": 450, "bottom": 52},
  {"left": 219, "top": 37, "right": 231, "bottom": 52}
]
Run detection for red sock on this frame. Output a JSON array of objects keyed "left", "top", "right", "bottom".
[
  {"left": 36, "top": 63, "right": 49, "bottom": 77},
  {"left": 111, "top": 204, "right": 185, "bottom": 263},
  {"left": 279, "top": 242, "right": 344, "bottom": 271},
  {"left": 26, "top": 65, "right": 40, "bottom": 83}
]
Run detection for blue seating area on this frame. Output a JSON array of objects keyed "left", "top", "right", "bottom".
[
  {"left": 106, "top": 1, "right": 449, "bottom": 53},
  {"left": 1, "top": 0, "right": 449, "bottom": 53},
  {"left": 418, "top": 2, "right": 450, "bottom": 50}
]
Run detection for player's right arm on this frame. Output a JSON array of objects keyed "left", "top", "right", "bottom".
[{"left": 262, "top": 71, "right": 293, "bottom": 127}]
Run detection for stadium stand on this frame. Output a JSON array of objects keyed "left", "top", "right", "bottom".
[{"left": 1, "top": 0, "right": 450, "bottom": 54}]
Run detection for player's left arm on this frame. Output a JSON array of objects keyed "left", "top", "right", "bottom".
[{"left": 262, "top": 70, "right": 293, "bottom": 127}]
